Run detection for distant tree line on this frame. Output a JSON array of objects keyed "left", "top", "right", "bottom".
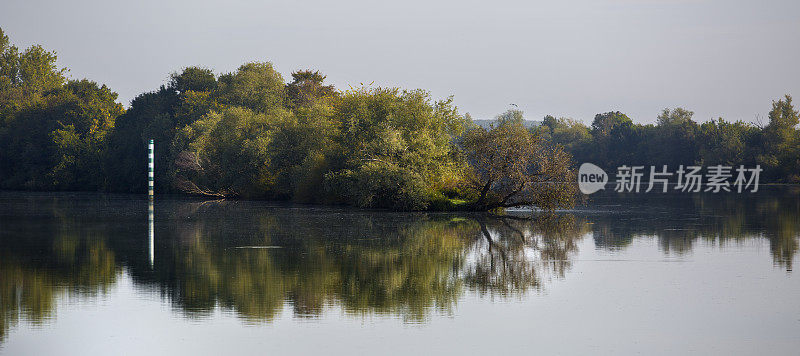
[
  {"left": 536, "top": 100, "right": 800, "bottom": 183},
  {"left": 0, "top": 29, "right": 577, "bottom": 211},
  {"left": 1, "top": 28, "right": 797, "bottom": 210}
]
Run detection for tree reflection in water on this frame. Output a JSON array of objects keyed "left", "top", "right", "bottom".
[
  {"left": 0, "top": 196, "right": 119, "bottom": 343},
  {"left": 149, "top": 204, "right": 588, "bottom": 323},
  {"left": 587, "top": 187, "right": 799, "bottom": 271},
  {"left": 0, "top": 187, "right": 798, "bottom": 340}
]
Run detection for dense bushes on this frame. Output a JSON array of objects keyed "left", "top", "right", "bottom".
[
  {"left": 173, "top": 106, "right": 284, "bottom": 197},
  {"left": 324, "top": 163, "right": 435, "bottom": 211},
  {"left": 320, "top": 87, "right": 467, "bottom": 209}
]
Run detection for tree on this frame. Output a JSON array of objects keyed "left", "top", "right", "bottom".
[
  {"left": 698, "top": 119, "right": 758, "bottom": 166},
  {"left": 265, "top": 100, "right": 336, "bottom": 200},
  {"left": 0, "top": 28, "right": 66, "bottom": 100},
  {"left": 1, "top": 27, "right": 72, "bottom": 187},
  {"left": 759, "top": 95, "right": 800, "bottom": 181},
  {"left": 1, "top": 80, "right": 122, "bottom": 190},
  {"left": 217, "top": 62, "right": 285, "bottom": 113},
  {"left": 169, "top": 66, "right": 217, "bottom": 94},
  {"left": 50, "top": 80, "right": 124, "bottom": 189},
  {"left": 588, "top": 111, "right": 643, "bottom": 168},
  {"left": 536, "top": 115, "right": 592, "bottom": 163},
  {"left": 104, "top": 87, "right": 179, "bottom": 193},
  {"left": 174, "top": 106, "right": 291, "bottom": 198},
  {"left": 322, "top": 87, "right": 467, "bottom": 209},
  {"left": 656, "top": 107, "right": 694, "bottom": 126},
  {"left": 461, "top": 110, "right": 579, "bottom": 211},
  {"left": 286, "top": 70, "right": 336, "bottom": 109},
  {"left": 591, "top": 111, "right": 632, "bottom": 137},
  {"left": 649, "top": 107, "right": 699, "bottom": 166}
]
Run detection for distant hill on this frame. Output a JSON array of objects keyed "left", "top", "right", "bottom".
[{"left": 472, "top": 119, "right": 541, "bottom": 129}]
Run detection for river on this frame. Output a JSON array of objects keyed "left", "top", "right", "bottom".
[{"left": 1, "top": 188, "right": 798, "bottom": 354}]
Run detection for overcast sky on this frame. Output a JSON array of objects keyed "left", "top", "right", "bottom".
[{"left": 1, "top": 0, "right": 798, "bottom": 124}]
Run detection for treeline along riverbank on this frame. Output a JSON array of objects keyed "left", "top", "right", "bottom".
[{"left": 1, "top": 28, "right": 797, "bottom": 211}]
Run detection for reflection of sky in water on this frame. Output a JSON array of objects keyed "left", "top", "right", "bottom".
[{"left": 1, "top": 188, "right": 798, "bottom": 354}]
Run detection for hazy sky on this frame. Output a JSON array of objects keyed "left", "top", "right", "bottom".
[{"left": 1, "top": 0, "right": 798, "bottom": 124}]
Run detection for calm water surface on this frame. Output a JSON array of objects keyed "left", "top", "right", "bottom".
[{"left": 1, "top": 188, "right": 798, "bottom": 355}]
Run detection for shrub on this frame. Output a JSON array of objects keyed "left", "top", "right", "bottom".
[{"left": 324, "top": 162, "right": 434, "bottom": 211}]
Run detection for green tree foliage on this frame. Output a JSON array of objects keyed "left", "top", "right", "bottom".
[
  {"left": 1, "top": 80, "right": 123, "bottom": 190},
  {"left": 588, "top": 111, "right": 644, "bottom": 168},
  {"left": 286, "top": 70, "right": 336, "bottom": 109},
  {"left": 175, "top": 106, "right": 291, "bottom": 198},
  {"left": 649, "top": 107, "right": 699, "bottom": 166},
  {"left": 217, "top": 62, "right": 286, "bottom": 112},
  {"left": 0, "top": 28, "right": 67, "bottom": 101},
  {"left": 536, "top": 115, "right": 592, "bottom": 163},
  {"left": 0, "top": 29, "right": 123, "bottom": 191},
  {"left": 322, "top": 87, "right": 468, "bottom": 210},
  {"left": 49, "top": 81, "right": 123, "bottom": 189},
  {"left": 461, "top": 110, "right": 579, "bottom": 211},
  {"left": 4, "top": 26, "right": 799, "bottom": 209},
  {"left": 104, "top": 88, "right": 177, "bottom": 192},
  {"left": 106, "top": 63, "right": 288, "bottom": 195},
  {"left": 537, "top": 99, "right": 797, "bottom": 183},
  {"left": 698, "top": 119, "right": 758, "bottom": 166},
  {"left": 759, "top": 95, "right": 800, "bottom": 181},
  {"left": 264, "top": 101, "right": 336, "bottom": 200},
  {"left": 169, "top": 66, "right": 217, "bottom": 94},
  {"left": 325, "top": 162, "right": 433, "bottom": 210}
]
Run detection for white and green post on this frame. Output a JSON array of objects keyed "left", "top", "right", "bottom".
[{"left": 148, "top": 139, "right": 154, "bottom": 198}]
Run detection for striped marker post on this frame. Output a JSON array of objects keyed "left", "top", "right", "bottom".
[{"left": 148, "top": 139, "right": 154, "bottom": 198}]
